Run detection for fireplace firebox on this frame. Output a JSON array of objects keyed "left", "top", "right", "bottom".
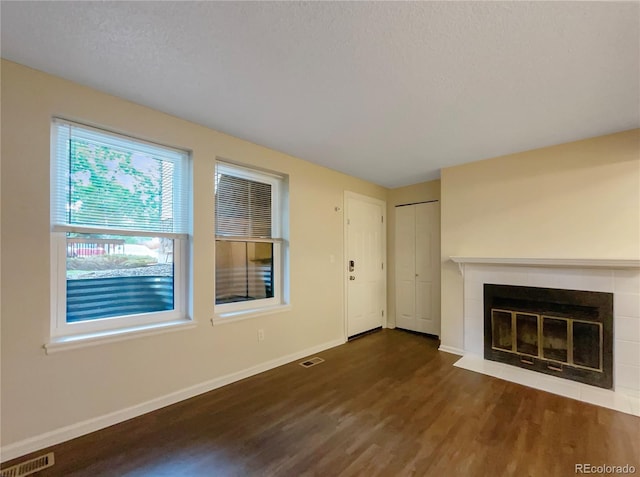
[{"left": 484, "top": 284, "right": 613, "bottom": 389}]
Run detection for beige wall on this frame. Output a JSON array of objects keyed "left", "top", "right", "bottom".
[
  {"left": 0, "top": 60, "right": 386, "bottom": 447},
  {"left": 440, "top": 130, "right": 640, "bottom": 351},
  {"left": 386, "top": 181, "right": 440, "bottom": 326}
]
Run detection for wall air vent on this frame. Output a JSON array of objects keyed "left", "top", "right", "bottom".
[
  {"left": 0, "top": 452, "right": 54, "bottom": 477},
  {"left": 299, "top": 357, "right": 325, "bottom": 368}
]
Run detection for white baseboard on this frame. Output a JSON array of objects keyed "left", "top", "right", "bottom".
[
  {"left": 438, "top": 344, "right": 465, "bottom": 356},
  {"left": 0, "top": 337, "right": 346, "bottom": 463}
]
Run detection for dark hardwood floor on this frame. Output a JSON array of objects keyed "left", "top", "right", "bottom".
[{"left": 4, "top": 329, "right": 639, "bottom": 476}]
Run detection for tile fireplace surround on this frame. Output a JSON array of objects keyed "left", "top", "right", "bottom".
[{"left": 448, "top": 257, "right": 640, "bottom": 416}]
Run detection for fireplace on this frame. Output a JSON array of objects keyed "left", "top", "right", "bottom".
[{"left": 484, "top": 284, "right": 613, "bottom": 389}]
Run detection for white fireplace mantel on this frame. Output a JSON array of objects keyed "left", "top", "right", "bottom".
[{"left": 450, "top": 256, "right": 640, "bottom": 275}]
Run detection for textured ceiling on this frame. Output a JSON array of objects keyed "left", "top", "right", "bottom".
[{"left": 1, "top": 1, "right": 638, "bottom": 187}]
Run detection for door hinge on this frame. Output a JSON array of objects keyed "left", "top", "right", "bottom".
[
  {"left": 381, "top": 216, "right": 384, "bottom": 223},
  {"left": 382, "top": 310, "right": 384, "bottom": 317},
  {"left": 381, "top": 262, "right": 384, "bottom": 270},
  {"left": 347, "top": 218, "right": 351, "bottom": 225}
]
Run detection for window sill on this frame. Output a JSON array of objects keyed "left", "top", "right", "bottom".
[
  {"left": 44, "top": 319, "right": 197, "bottom": 354},
  {"left": 213, "top": 304, "right": 292, "bottom": 325}
]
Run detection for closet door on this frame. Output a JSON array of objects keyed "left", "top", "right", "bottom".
[
  {"left": 395, "top": 202, "right": 440, "bottom": 336},
  {"left": 395, "top": 205, "right": 416, "bottom": 331},
  {"left": 414, "top": 202, "right": 440, "bottom": 336}
]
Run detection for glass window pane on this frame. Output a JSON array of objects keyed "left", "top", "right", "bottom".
[
  {"left": 215, "top": 172, "right": 272, "bottom": 238},
  {"left": 573, "top": 322, "right": 601, "bottom": 370},
  {"left": 542, "top": 317, "right": 568, "bottom": 362},
  {"left": 66, "top": 234, "right": 174, "bottom": 322},
  {"left": 491, "top": 310, "right": 513, "bottom": 351},
  {"left": 216, "top": 241, "right": 274, "bottom": 304},
  {"left": 516, "top": 313, "right": 539, "bottom": 356}
]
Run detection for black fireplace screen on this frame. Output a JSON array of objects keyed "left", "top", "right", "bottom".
[{"left": 484, "top": 284, "right": 613, "bottom": 389}]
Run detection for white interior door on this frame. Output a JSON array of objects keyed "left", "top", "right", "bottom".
[
  {"left": 395, "top": 205, "right": 416, "bottom": 330},
  {"left": 346, "top": 192, "right": 386, "bottom": 338},
  {"left": 414, "top": 202, "right": 440, "bottom": 335},
  {"left": 395, "top": 202, "right": 441, "bottom": 336}
]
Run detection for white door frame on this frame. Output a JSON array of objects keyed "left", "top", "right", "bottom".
[{"left": 343, "top": 191, "right": 387, "bottom": 341}]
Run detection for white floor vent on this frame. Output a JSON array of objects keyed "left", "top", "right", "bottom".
[
  {"left": 0, "top": 452, "right": 54, "bottom": 477},
  {"left": 299, "top": 357, "right": 325, "bottom": 368}
]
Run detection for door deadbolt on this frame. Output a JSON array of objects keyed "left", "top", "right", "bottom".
[{"left": 349, "top": 260, "right": 355, "bottom": 272}]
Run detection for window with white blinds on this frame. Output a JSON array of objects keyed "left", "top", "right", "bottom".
[
  {"left": 50, "top": 119, "right": 190, "bottom": 339},
  {"left": 214, "top": 161, "right": 286, "bottom": 312},
  {"left": 215, "top": 174, "right": 272, "bottom": 238},
  {"left": 52, "top": 118, "right": 189, "bottom": 237}
]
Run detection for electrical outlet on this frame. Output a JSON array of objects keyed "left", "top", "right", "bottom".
[{"left": 257, "top": 329, "right": 265, "bottom": 342}]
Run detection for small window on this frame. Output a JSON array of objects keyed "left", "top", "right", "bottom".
[
  {"left": 214, "top": 162, "right": 287, "bottom": 313},
  {"left": 51, "top": 119, "right": 190, "bottom": 338}
]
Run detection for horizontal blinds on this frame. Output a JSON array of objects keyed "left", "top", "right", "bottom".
[
  {"left": 52, "top": 119, "right": 189, "bottom": 235},
  {"left": 215, "top": 166, "right": 273, "bottom": 239}
]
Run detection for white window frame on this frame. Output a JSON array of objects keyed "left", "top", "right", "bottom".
[
  {"left": 50, "top": 119, "right": 191, "bottom": 339},
  {"left": 214, "top": 161, "right": 287, "bottom": 316}
]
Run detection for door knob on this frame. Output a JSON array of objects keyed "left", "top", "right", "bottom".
[{"left": 349, "top": 276, "right": 356, "bottom": 280}]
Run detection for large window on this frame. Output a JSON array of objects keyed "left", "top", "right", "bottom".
[
  {"left": 51, "top": 119, "right": 190, "bottom": 338},
  {"left": 214, "top": 161, "right": 286, "bottom": 314}
]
